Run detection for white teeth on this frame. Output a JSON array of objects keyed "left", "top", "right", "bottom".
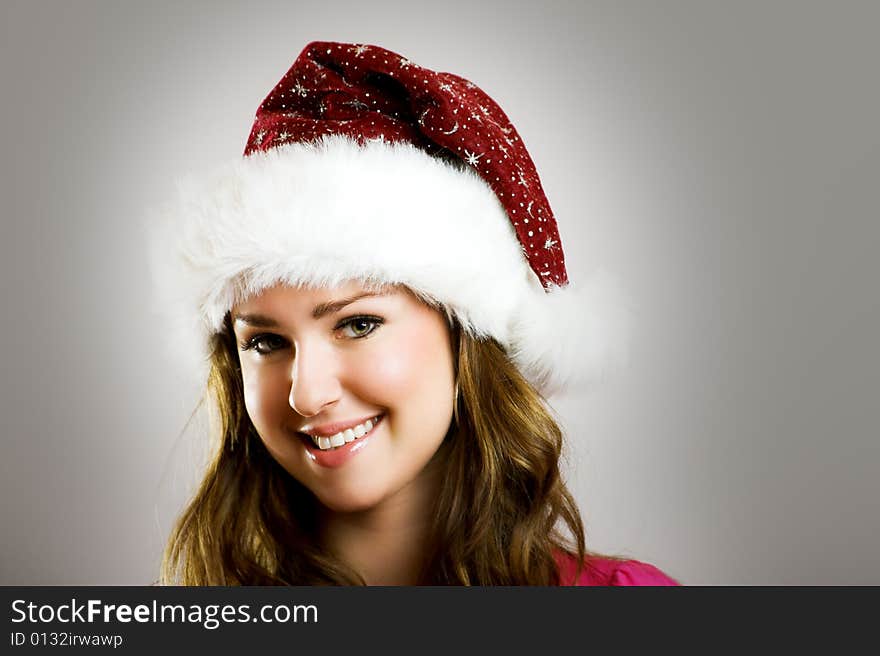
[{"left": 310, "top": 415, "right": 381, "bottom": 450}]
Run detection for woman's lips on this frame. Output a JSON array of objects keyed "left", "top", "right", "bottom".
[
  {"left": 299, "top": 414, "right": 384, "bottom": 468},
  {"left": 299, "top": 414, "right": 382, "bottom": 438}
]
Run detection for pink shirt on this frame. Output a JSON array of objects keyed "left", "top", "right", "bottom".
[{"left": 557, "top": 553, "right": 681, "bottom": 586}]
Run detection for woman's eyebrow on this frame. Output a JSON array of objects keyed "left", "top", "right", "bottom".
[
  {"left": 233, "top": 291, "right": 388, "bottom": 327},
  {"left": 233, "top": 313, "right": 279, "bottom": 328},
  {"left": 311, "top": 291, "right": 387, "bottom": 319}
]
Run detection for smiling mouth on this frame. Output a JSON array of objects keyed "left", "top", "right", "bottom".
[{"left": 301, "top": 414, "right": 384, "bottom": 451}]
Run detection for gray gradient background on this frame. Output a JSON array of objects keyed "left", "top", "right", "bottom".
[{"left": 2, "top": 0, "right": 878, "bottom": 585}]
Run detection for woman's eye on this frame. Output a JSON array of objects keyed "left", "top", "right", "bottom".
[
  {"left": 240, "top": 317, "right": 381, "bottom": 356},
  {"left": 241, "top": 334, "right": 287, "bottom": 355},
  {"left": 338, "top": 316, "right": 382, "bottom": 339}
]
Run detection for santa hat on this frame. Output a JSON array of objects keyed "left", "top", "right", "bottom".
[{"left": 148, "top": 41, "right": 631, "bottom": 397}]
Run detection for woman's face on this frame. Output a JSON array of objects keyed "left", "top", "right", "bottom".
[{"left": 231, "top": 280, "right": 456, "bottom": 513}]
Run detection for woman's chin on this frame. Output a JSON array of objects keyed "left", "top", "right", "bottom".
[{"left": 315, "top": 487, "right": 388, "bottom": 514}]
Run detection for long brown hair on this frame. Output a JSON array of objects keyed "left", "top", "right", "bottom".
[{"left": 160, "top": 304, "right": 594, "bottom": 585}]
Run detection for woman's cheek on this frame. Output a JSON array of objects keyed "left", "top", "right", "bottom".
[
  {"left": 242, "top": 367, "right": 285, "bottom": 428},
  {"left": 371, "top": 326, "right": 452, "bottom": 419},
  {"left": 368, "top": 337, "right": 424, "bottom": 398},
  {"left": 368, "top": 352, "right": 412, "bottom": 400}
]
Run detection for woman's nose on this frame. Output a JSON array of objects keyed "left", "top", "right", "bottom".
[{"left": 288, "top": 341, "right": 341, "bottom": 417}]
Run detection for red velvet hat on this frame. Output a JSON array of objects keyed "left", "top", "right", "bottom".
[
  {"left": 149, "top": 41, "right": 630, "bottom": 396},
  {"left": 244, "top": 41, "right": 568, "bottom": 290}
]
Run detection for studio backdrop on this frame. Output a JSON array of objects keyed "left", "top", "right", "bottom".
[{"left": 1, "top": 0, "right": 878, "bottom": 585}]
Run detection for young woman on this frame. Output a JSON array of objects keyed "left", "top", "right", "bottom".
[{"left": 151, "top": 41, "right": 679, "bottom": 586}]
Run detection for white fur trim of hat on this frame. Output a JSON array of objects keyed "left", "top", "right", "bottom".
[{"left": 146, "top": 134, "right": 631, "bottom": 398}]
